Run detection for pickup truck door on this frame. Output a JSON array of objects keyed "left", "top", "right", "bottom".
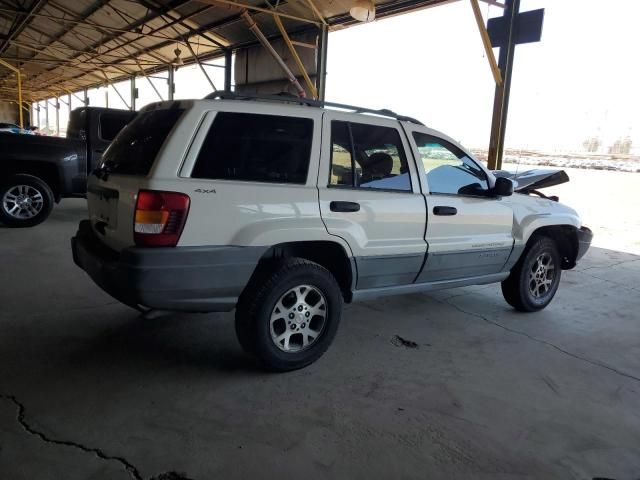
[
  {"left": 318, "top": 113, "right": 427, "bottom": 289},
  {"left": 406, "top": 129, "right": 514, "bottom": 282}
]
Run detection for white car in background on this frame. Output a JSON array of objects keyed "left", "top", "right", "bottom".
[{"left": 72, "top": 92, "right": 593, "bottom": 371}]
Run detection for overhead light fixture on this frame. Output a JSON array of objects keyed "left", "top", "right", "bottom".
[
  {"left": 173, "top": 47, "right": 184, "bottom": 66},
  {"left": 350, "top": 0, "right": 376, "bottom": 22}
]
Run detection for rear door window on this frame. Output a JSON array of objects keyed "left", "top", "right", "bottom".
[
  {"left": 99, "top": 112, "right": 134, "bottom": 141},
  {"left": 191, "top": 112, "right": 313, "bottom": 184},
  {"left": 99, "top": 108, "right": 183, "bottom": 176},
  {"left": 328, "top": 121, "right": 412, "bottom": 192}
]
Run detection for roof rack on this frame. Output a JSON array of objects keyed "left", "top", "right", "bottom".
[{"left": 203, "top": 90, "right": 424, "bottom": 125}]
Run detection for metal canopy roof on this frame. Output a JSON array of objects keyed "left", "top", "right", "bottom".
[{"left": 0, "top": 0, "right": 455, "bottom": 102}]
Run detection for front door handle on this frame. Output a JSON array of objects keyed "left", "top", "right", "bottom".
[
  {"left": 433, "top": 206, "right": 457, "bottom": 216},
  {"left": 330, "top": 201, "right": 360, "bottom": 213}
]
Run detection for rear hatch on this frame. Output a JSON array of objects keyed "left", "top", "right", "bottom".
[{"left": 87, "top": 107, "right": 184, "bottom": 252}]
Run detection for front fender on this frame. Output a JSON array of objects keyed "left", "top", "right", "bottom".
[
  {"left": 505, "top": 194, "right": 582, "bottom": 245},
  {"left": 516, "top": 212, "right": 581, "bottom": 245}
]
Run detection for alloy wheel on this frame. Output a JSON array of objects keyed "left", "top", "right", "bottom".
[
  {"left": 270, "top": 285, "right": 327, "bottom": 352},
  {"left": 528, "top": 252, "right": 556, "bottom": 298},
  {"left": 2, "top": 185, "right": 44, "bottom": 219}
]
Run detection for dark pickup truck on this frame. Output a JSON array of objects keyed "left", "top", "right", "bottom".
[{"left": 0, "top": 107, "right": 135, "bottom": 227}]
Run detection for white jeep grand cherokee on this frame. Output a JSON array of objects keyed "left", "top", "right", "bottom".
[{"left": 72, "top": 92, "right": 592, "bottom": 371}]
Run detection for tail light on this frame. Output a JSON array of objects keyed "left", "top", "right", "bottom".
[{"left": 134, "top": 190, "right": 190, "bottom": 247}]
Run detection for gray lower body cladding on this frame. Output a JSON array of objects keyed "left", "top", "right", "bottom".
[
  {"left": 71, "top": 222, "right": 592, "bottom": 313},
  {"left": 576, "top": 226, "right": 593, "bottom": 262},
  {"left": 416, "top": 247, "right": 513, "bottom": 283},
  {"left": 355, "top": 253, "right": 424, "bottom": 289},
  {"left": 71, "top": 220, "right": 267, "bottom": 312}
]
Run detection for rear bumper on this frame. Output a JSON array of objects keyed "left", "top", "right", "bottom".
[
  {"left": 71, "top": 220, "right": 266, "bottom": 312},
  {"left": 576, "top": 226, "right": 593, "bottom": 262}
]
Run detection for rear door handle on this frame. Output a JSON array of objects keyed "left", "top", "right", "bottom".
[
  {"left": 433, "top": 206, "right": 457, "bottom": 216},
  {"left": 330, "top": 201, "right": 360, "bottom": 213}
]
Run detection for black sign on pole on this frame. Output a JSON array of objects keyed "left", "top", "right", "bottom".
[
  {"left": 487, "top": 2, "right": 545, "bottom": 170},
  {"left": 487, "top": 8, "right": 545, "bottom": 48}
]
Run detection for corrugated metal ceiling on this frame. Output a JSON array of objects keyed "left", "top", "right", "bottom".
[{"left": 0, "top": 0, "right": 456, "bottom": 101}]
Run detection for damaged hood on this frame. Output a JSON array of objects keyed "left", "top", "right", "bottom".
[{"left": 492, "top": 168, "right": 569, "bottom": 193}]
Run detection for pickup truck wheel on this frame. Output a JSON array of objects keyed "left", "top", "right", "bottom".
[
  {"left": 0, "top": 174, "right": 54, "bottom": 227},
  {"left": 501, "top": 236, "right": 562, "bottom": 312},
  {"left": 235, "top": 258, "right": 343, "bottom": 371}
]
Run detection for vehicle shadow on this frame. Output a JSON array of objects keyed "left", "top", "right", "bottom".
[
  {"left": 0, "top": 309, "right": 267, "bottom": 391},
  {"left": 68, "top": 311, "right": 262, "bottom": 374}
]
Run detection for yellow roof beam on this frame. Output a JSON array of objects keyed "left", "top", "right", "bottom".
[
  {"left": 0, "top": 58, "right": 23, "bottom": 127},
  {"left": 470, "top": 0, "right": 502, "bottom": 85}
]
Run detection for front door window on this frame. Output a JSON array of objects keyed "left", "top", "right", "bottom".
[{"left": 412, "top": 132, "right": 488, "bottom": 196}]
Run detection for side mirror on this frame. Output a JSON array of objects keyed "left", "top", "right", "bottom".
[
  {"left": 458, "top": 183, "right": 486, "bottom": 196},
  {"left": 493, "top": 177, "right": 514, "bottom": 197}
]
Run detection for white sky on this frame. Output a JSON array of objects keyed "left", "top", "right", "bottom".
[
  {"left": 39, "top": 0, "right": 639, "bottom": 152},
  {"left": 327, "top": 0, "right": 640, "bottom": 151}
]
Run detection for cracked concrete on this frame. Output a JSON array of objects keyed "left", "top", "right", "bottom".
[
  {"left": 1, "top": 198, "right": 640, "bottom": 479},
  {"left": 0, "top": 393, "right": 194, "bottom": 479},
  {"left": 0, "top": 394, "right": 142, "bottom": 479},
  {"left": 440, "top": 297, "right": 640, "bottom": 383}
]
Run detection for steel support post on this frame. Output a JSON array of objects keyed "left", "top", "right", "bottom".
[
  {"left": 224, "top": 49, "right": 232, "bottom": 91},
  {"left": 17, "top": 71, "right": 23, "bottom": 128},
  {"left": 487, "top": 0, "right": 519, "bottom": 170},
  {"left": 315, "top": 24, "right": 328, "bottom": 101},
  {"left": 168, "top": 64, "right": 174, "bottom": 100},
  {"left": 55, "top": 97, "right": 59, "bottom": 135},
  {"left": 130, "top": 76, "right": 136, "bottom": 110}
]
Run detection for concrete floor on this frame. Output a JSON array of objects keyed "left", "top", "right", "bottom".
[{"left": 1, "top": 199, "right": 639, "bottom": 480}]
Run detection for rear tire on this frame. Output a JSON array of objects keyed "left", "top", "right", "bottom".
[
  {"left": 0, "top": 174, "right": 54, "bottom": 227},
  {"left": 501, "top": 236, "right": 562, "bottom": 312},
  {"left": 235, "top": 258, "right": 343, "bottom": 371}
]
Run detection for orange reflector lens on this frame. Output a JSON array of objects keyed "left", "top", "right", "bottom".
[{"left": 135, "top": 210, "right": 169, "bottom": 226}]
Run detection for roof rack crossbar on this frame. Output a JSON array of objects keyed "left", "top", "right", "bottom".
[{"left": 203, "top": 90, "right": 424, "bottom": 125}]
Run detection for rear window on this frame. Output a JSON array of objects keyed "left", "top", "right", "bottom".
[
  {"left": 99, "top": 108, "right": 183, "bottom": 176},
  {"left": 191, "top": 112, "right": 313, "bottom": 184}
]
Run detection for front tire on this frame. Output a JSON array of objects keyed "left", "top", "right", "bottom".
[
  {"left": 0, "top": 174, "right": 54, "bottom": 227},
  {"left": 501, "top": 236, "right": 562, "bottom": 312},
  {"left": 235, "top": 258, "right": 343, "bottom": 371}
]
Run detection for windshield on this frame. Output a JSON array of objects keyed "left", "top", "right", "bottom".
[{"left": 97, "top": 108, "right": 184, "bottom": 176}]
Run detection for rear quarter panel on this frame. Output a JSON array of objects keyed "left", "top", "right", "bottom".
[{"left": 156, "top": 102, "right": 350, "bottom": 252}]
